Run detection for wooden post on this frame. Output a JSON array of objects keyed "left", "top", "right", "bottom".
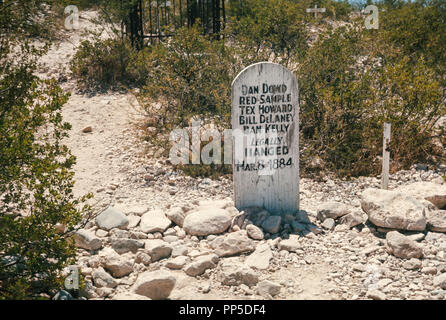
[{"left": 381, "top": 123, "right": 391, "bottom": 189}]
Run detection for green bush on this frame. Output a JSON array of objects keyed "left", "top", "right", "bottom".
[
  {"left": 229, "top": 0, "right": 310, "bottom": 66},
  {"left": 70, "top": 38, "right": 142, "bottom": 89},
  {"left": 298, "top": 24, "right": 445, "bottom": 176},
  {"left": 140, "top": 25, "right": 242, "bottom": 129},
  {"left": 0, "top": 1, "right": 91, "bottom": 299}
]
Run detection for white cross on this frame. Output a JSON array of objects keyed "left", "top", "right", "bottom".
[{"left": 306, "top": 4, "right": 326, "bottom": 19}]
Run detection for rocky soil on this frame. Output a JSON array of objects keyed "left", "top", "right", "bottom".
[{"left": 39, "top": 11, "right": 446, "bottom": 300}]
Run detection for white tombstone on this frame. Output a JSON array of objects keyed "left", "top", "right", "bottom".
[{"left": 231, "top": 62, "right": 299, "bottom": 215}]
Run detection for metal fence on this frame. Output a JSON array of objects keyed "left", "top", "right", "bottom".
[{"left": 122, "top": 0, "right": 226, "bottom": 47}]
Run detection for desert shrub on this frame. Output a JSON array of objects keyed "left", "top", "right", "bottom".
[
  {"left": 138, "top": 25, "right": 262, "bottom": 178},
  {"left": 140, "top": 25, "right": 242, "bottom": 129},
  {"left": 70, "top": 39, "right": 139, "bottom": 88},
  {"left": 379, "top": 0, "right": 446, "bottom": 85},
  {"left": 298, "top": 24, "right": 445, "bottom": 176},
  {"left": 0, "top": 1, "right": 91, "bottom": 299},
  {"left": 229, "top": 0, "right": 310, "bottom": 66}
]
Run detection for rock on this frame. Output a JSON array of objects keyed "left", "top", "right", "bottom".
[
  {"left": 140, "top": 209, "right": 171, "bottom": 233},
  {"left": 425, "top": 232, "right": 446, "bottom": 242},
  {"left": 127, "top": 215, "right": 141, "bottom": 229},
  {"left": 352, "top": 264, "right": 366, "bottom": 272},
  {"left": 145, "top": 239, "right": 172, "bottom": 261},
  {"left": 338, "top": 211, "right": 367, "bottom": 228},
  {"left": 163, "top": 235, "right": 178, "bottom": 243},
  {"left": 92, "top": 269, "right": 118, "bottom": 288},
  {"left": 95, "top": 206, "right": 129, "bottom": 231},
  {"left": 164, "top": 228, "right": 177, "bottom": 236},
  {"left": 231, "top": 211, "right": 248, "bottom": 230},
  {"left": 82, "top": 126, "right": 92, "bottom": 133},
  {"left": 96, "top": 229, "right": 108, "bottom": 237},
  {"left": 291, "top": 221, "right": 307, "bottom": 233},
  {"left": 165, "top": 256, "right": 189, "bottom": 270},
  {"left": 112, "top": 292, "right": 151, "bottom": 300},
  {"left": 132, "top": 270, "right": 176, "bottom": 300},
  {"left": 257, "top": 280, "right": 281, "bottom": 297},
  {"left": 402, "top": 258, "right": 422, "bottom": 270},
  {"left": 394, "top": 181, "right": 446, "bottom": 209},
  {"left": 119, "top": 203, "right": 149, "bottom": 216},
  {"left": 422, "top": 267, "right": 437, "bottom": 275},
  {"left": 321, "top": 218, "right": 335, "bottom": 230},
  {"left": 278, "top": 235, "right": 299, "bottom": 252},
  {"left": 426, "top": 210, "right": 446, "bottom": 232},
  {"left": 96, "top": 287, "right": 113, "bottom": 298},
  {"left": 306, "top": 224, "right": 323, "bottom": 235},
  {"left": 52, "top": 290, "right": 74, "bottom": 300},
  {"left": 219, "top": 260, "right": 259, "bottom": 287},
  {"left": 261, "top": 216, "right": 282, "bottom": 234},
  {"left": 184, "top": 254, "right": 218, "bottom": 277},
  {"left": 386, "top": 231, "right": 423, "bottom": 259},
  {"left": 171, "top": 245, "right": 188, "bottom": 258},
  {"left": 111, "top": 238, "right": 144, "bottom": 254},
  {"left": 245, "top": 244, "right": 273, "bottom": 270},
  {"left": 210, "top": 230, "right": 256, "bottom": 257},
  {"left": 361, "top": 188, "right": 427, "bottom": 231},
  {"left": 295, "top": 210, "right": 312, "bottom": 224},
  {"left": 135, "top": 252, "right": 152, "bottom": 266},
  {"left": 99, "top": 248, "right": 133, "bottom": 278},
  {"left": 183, "top": 208, "right": 232, "bottom": 236},
  {"left": 433, "top": 273, "right": 446, "bottom": 290},
  {"left": 246, "top": 208, "right": 270, "bottom": 226},
  {"left": 246, "top": 224, "right": 264, "bottom": 240},
  {"left": 317, "top": 202, "right": 352, "bottom": 221},
  {"left": 74, "top": 229, "right": 103, "bottom": 251},
  {"left": 366, "top": 289, "right": 386, "bottom": 300},
  {"left": 407, "top": 233, "right": 425, "bottom": 242},
  {"left": 165, "top": 207, "right": 187, "bottom": 227}
]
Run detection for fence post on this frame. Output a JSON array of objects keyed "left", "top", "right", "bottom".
[{"left": 381, "top": 123, "right": 391, "bottom": 189}]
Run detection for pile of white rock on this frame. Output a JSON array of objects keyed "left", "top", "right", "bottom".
[{"left": 66, "top": 179, "right": 446, "bottom": 300}]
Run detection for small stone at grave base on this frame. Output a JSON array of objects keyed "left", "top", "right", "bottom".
[
  {"left": 321, "top": 218, "right": 335, "bottom": 230},
  {"left": 262, "top": 216, "right": 282, "bottom": 234},
  {"left": 291, "top": 221, "right": 307, "bottom": 233},
  {"left": 246, "top": 224, "right": 264, "bottom": 240},
  {"left": 182, "top": 208, "right": 232, "bottom": 236}
]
